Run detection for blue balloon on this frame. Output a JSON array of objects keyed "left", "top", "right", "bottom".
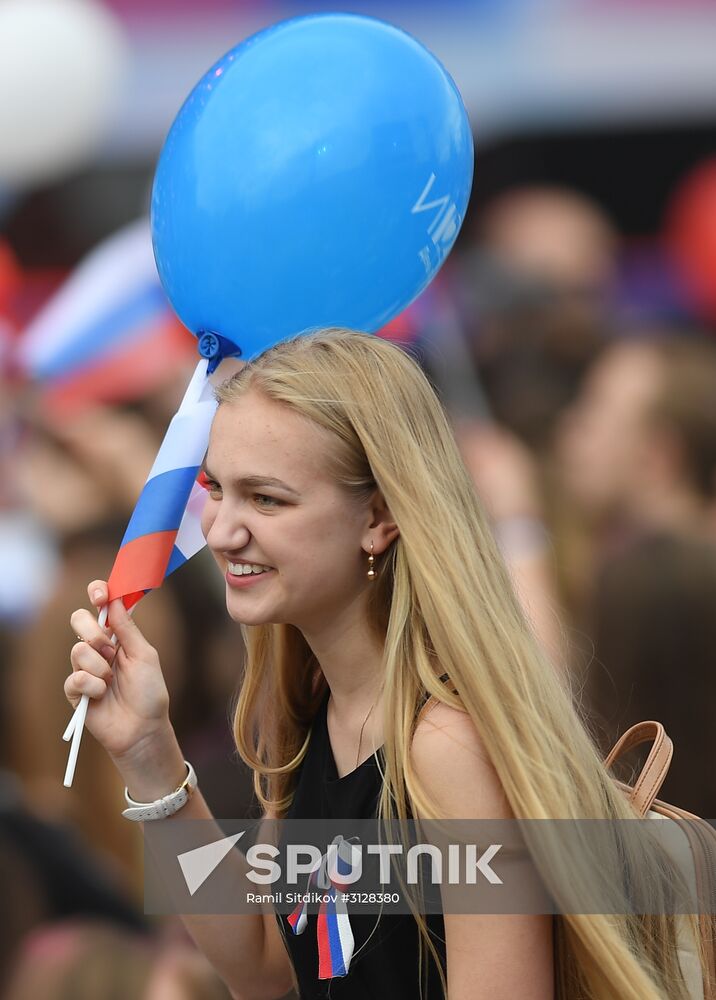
[{"left": 151, "top": 13, "right": 473, "bottom": 360}]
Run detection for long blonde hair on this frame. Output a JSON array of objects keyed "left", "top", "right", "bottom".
[{"left": 215, "top": 328, "right": 690, "bottom": 1000}]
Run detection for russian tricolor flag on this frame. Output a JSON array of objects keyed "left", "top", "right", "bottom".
[
  {"left": 15, "top": 218, "right": 195, "bottom": 416},
  {"left": 107, "top": 357, "right": 217, "bottom": 609}
]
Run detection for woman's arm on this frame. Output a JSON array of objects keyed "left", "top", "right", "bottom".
[
  {"left": 411, "top": 703, "right": 554, "bottom": 1000},
  {"left": 114, "top": 729, "right": 295, "bottom": 1000},
  {"left": 65, "top": 583, "right": 294, "bottom": 1000}
]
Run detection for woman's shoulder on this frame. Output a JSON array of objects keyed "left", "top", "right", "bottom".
[{"left": 410, "top": 699, "right": 513, "bottom": 821}]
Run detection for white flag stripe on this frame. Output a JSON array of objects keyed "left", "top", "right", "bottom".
[
  {"left": 18, "top": 219, "right": 158, "bottom": 371},
  {"left": 335, "top": 904, "right": 355, "bottom": 967},
  {"left": 175, "top": 481, "right": 210, "bottom": 559},
  {"left": 147, "top": 398, "right": 217, "bottom": 480}
]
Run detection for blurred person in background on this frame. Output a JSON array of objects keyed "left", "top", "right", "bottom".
[
  {"left": 460, "top": 184, "right": 617, "bottom": 448},
  {"left": 2, "top": 919, "right": 232, "bottom": 1000},
  {"left": 0, "top": 769, "right": 148, "bottom": 994},
  {"left": 477, "top": 185, "right": 618, "bottom": 303},
  {"left": 587, "top": 531, "right": 716, "bottom": 819},
  {"left": 447, "top": 186, "right": 620, "bottom": 661},
  {"left": 554, "top": 333, "right": 716, "bottom": 617}
]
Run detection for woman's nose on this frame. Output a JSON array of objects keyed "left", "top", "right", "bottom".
[{"left": 203, "top": 500, "right": 251, "bottom": 553}]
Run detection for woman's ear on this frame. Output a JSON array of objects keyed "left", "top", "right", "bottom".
[{"left": 365, "top": 490, "right": 399, "bottom": 554}]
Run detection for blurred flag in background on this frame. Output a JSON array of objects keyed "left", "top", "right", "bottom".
[{"left": 14, "top": 219, "right": 195, "bottom": 418}]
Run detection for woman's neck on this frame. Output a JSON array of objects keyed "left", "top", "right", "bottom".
[{"left": 300, "top": 614, "right": 385, "bottom": 724}]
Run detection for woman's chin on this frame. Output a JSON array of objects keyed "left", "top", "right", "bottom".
[{"left": 225, "top": 604, "right": 283, "bottom": 627}]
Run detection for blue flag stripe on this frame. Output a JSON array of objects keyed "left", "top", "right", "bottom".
[
  {"left": 121, "top": 466, "right": 200, "bottom": 545},
  {"left": 34, "top": 283, "right": 166, "bottom": 380}
]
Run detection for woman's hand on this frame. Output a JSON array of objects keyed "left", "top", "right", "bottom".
[{"left": 65, "top": 580, "right": 172, "bottom": 762}]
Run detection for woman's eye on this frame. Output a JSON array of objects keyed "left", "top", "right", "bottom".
[
  {"left": 254, "top": 494, "right": 282, "bottom": 508},
  {"left": 199, "top": 475, "right": 222, "bottom": 497}
]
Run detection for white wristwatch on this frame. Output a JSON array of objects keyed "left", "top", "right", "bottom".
[{"left": 121, "top": 760, "right": 198, "bottom": 821}]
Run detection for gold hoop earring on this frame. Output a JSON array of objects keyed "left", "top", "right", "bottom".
[{"left": 367, "top": 540, "right": 376, "bottom": 580}]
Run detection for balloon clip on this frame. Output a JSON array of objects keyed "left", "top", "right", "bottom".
[{"left": 197, "top": 331, "right": 242, "bottom": 374}]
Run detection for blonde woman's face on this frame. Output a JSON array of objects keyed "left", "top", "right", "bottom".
[{"left": 201, "top": 390, "right": 371, "bottom": 631}]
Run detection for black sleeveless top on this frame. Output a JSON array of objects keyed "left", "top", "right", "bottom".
[{"left": 275, "top": 690, "right": 447, "bottom": 999}]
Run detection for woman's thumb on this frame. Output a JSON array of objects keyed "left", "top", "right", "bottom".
[{"left": 107, "top": 598, "right": 145, "bottom": 655}]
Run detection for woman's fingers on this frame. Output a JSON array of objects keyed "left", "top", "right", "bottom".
[
  {"left": 70, "top": 641, "right": 114, "bottom": 682},
  {"left": 87, "top": 579, "right": 109, "bottom": 608},
  {"left": 64, "top": 669, "right": 108, "bottom": 706},
  {"left": 70, "top": 608, "right": 114, "bottom": 651},
  {"left": 66, "top": 641, "right": 113, "bottom": 710}
]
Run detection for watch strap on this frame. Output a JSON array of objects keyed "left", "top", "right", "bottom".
[{"left": 121, "top": 760, "right": 197, "bottom": 821}]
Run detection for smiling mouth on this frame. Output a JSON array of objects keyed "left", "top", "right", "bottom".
[{"left": 227, "top": 562, "right": 273, "bottom": 577}]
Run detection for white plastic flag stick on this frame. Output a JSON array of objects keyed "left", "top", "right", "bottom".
[
  {"left": 63, "top": 605, "right": 109, "bottom": 785},
  {"left": 62, "top": 707, "right": 88, "bottom": 788},
  {"left": 62, "top": 604, "right": 124, "bottom": 743}
]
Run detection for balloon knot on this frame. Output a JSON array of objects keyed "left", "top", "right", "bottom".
[{"left": 197, "top": 330, "right": 242, "bottom": 374}]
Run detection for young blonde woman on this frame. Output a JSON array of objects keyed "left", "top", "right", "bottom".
[{"left": 66, "top": 328, "right": 689, "bottom": 1000}]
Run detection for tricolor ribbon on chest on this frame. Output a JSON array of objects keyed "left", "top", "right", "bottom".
[{"left": 286, "top": 835, "right": 361, "bottom": 979}]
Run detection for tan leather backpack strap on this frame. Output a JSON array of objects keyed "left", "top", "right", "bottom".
[{"left": 604, "top": 721, "right": 673, "bottom": 817}]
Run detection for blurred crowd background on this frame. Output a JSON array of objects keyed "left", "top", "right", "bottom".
[{"left": 2, "top": 0, "right": 716, "bottom": 997}]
